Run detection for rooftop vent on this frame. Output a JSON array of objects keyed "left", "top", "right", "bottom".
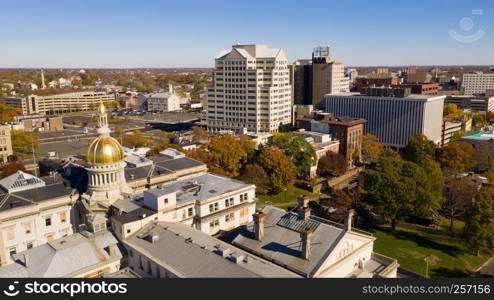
[
  {"left": 229, "top": 252, "right": 245, "bottom": 264},
  {"left": 145, "top": 232, "right": 159, "bottom": 243}
]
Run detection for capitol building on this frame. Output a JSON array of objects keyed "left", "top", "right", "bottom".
[{"left": 0, "top": 103, "right": 398, "bottom": 278}]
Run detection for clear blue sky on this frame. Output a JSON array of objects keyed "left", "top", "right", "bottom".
[{"left": 1, "top": 0, "right": 493, "bottom": 68}]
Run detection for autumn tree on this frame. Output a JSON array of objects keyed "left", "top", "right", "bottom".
[
  {"left": 361, "top": 158, "right": 442, "bottom": 231},
  {"left": 437, "top": 141, "right": 475, "bottom": 174},
  {"left": 472, "top": 114, "right": 487, "bottom": 128},
  {"left": 443, "top": 175, "right": 479, "bottom": 229},
  {"left": 239, "top": 164, "right": 270, "bottom": 194},
  {"left": 239, "top": 134, "right": 256, "bottom": 162},
  {"left": 11, "top": 130, "right": 39, "bottom": 153},
  {"left": 361, "top": 134, "right": 384, "bottom": 164},
  {"left": 203, "top": 135, "right": 245, "bottom": 177},
  {"left": 258, "top": 148, "right": 295, "bottom": 193},
  {"left": 1, "top": 162, "right": 28, "bottom": 178},
  {"left": 268, "top": 133, "right": 316, "bottom": 179},
  {"left": 317, "top": 152, "right": 348, "bottom": 177},
  {"left": 462, "top": 188, "right": 494, "bottom": 256},
  {"left": 473, "top": 142, "right": 494, "bottom": 172},
  {"left": 0, "top": 103, "right": 21, "bottom": 122},
  {"left": 191, "top": 126, "right": 209, "bottom": 142},
  {"left": 443, "top": 104, "right": 463, "bottom": 118},
  {"left": 403, "top": 134, "right": 437, "bottom": 163}
]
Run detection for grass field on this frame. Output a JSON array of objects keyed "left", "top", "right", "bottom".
[
  {"left": 257, "top": 185, "right": 319, "bottom": 206},
  {"left": 368, "top": 224, "right": 491, "bottom": 277}
]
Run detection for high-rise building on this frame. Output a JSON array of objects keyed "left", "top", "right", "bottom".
[
  {"left": 205, "top": 44, "right": 292, "bottom": 133},
  {"left": 461, "top": 72, "right": 494, "bottom": 95},
  {"left": 290, "top": 59, "right": 312, "bottom": 105},
  {"left": 325, "top": 87, "right": 445, "bottom": 148},
  {"left": 290, "top": 47, "right": 349, "bottom": 109},
  {"left": 311, "top": 46, "right": 350, "bottom": 109}
]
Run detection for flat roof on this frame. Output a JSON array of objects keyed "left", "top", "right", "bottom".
[
  {"left": 461, "top": 130, "right": 494, "bottom": 141},
  {"left": 326, "top": 92, "right": 445, "bottom": 101},
  {"left": 159, "top": 173, "right": 253, "bottom": 205}
]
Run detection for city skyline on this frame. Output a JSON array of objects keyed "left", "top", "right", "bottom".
[{"left": 1, "top": 0, "right": 493, "bottom": 68}]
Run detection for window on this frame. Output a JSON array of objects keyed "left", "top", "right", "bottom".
[
  {"left": 8, "top": 247, "right": 16, "bottom": 256},
  {"left": 45, "top": 217, "right": 52, "bottom": 227},
  {"left": 209, "top": 219, "right": 219, "bottom": 228},
  {"left": 225, "top": 197, "right": 234, "bottom": 207},
  {"left": 240, "top": 193, "right": 248, "bottom": 202},
  {"left": 225, "top": 213, "right": 234, "bottom": 222},
  {"left": 164, "top": 198, "right": 168, "bottom": 204},
  {"left": 24, "top": 223, "right": 32, "bottom": 234},
  {"left": 188, "top": 207, "right": 193, "bottom": 217},
  {"left": 59, "top": 212, "right": 67, "bottom": 223},
  {"left": 27, "top": 242, "right": 33, "bottom": 250},
  {"left": 209, "top": 202, "right": 219, "bottom": 213},
  {"left": 5, "top": 226, "right": 14, "bottom": 240}
]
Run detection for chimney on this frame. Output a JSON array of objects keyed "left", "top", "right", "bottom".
[
  {"left": 108, "top": 244, "right": 117, "bottom": 256},
  {"left": 300, "top": 228, "right": 313, "bottom": 260},
  {"left": 297, "top": 195, "right": 310, "bottom": 208},
  {"left": 253, "top": 211, "right": 266, "bottom": 241},
  {"left": 23, "top": 254, "right": 31, "bottom": 267},
  {"left": 298, "top": 195, "right": 311, "bottom": 220},
  {"left": 345, "top": 209, "right": 355, "bottom": 231}
]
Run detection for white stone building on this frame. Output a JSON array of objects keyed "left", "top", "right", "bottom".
[
  {"left": 0, "top": 171, "right": 77, "bottom": 266},
  {"left": 111, "top": 173, "right": 256, "bottom": 238},
  {"left": 206, "top": 44, "right": 292, "bottom": 133},
  {"left": 462, "top": 72, "right": 494, "bottom": 95},
  {"left": 147, "top": 92, "right": 181, "bottom": 112}
]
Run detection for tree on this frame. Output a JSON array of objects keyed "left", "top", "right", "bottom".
[
  {"left": 443, "top": 104, "right": 463, "bottom": 118},
  {"left": 239, "top": 164, "right": 270, "bottom": 195},
  {"left": 443, "top": 175, "right": 479, "bottom": 229},
  {"left": 11, "top": 130, "right": 39, "bottom": 153},
  {"left": 258, "top": 148, "right": 295, "bottom": 193},
  {"left": 122, "top": 133, "right": 149, "bottom": 148},
  {"left": 239, "top": 134, "right": 256, "bottom": 162},
  {"left": 269, "top": 133, "right": 316, "bottom": 179},
  {"left": 317, "top": 152, "right": 348, "bottom": 177},
  {"left": 378, "top": 147, "right": 401, "bottom": 162},
  {"left": 203, "top": 135, "right": 245, "bottom": 177},
  {"left": 0, "top": 103, "right": 21, "bottom": 122},
  {"left": 473, "top": 142, "right": 494, "bottom": 172},
  {"left": 191, "top": 126, "right": 209, "bottom": 142},
  {"left": 403, "top": 134, "right": 437, "bottom": 163},
  {"left": 462, "top": 189, "right": 494, "bottom": 256},
  {"left": 437, "top": 141, "right": 475, "bottom": 174},
  {"left": 361, "top": 134, "right": 384, "bottom": 164},
  {"left": 361, "top": 158, "right": 442, "bottom": 231},
  {"left": 1, "top": 162, "right": 28, "bottom": 178},
  {"left": 472, "top": 114, "right": 487, "bottom": 128}
]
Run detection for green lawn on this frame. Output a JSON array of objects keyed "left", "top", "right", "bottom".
[
  {"left": 368, "top": 224, "right": 491, "bottom": 277},
  {"left": 257, "top": 185, "right": 319, "bottom": 206}
]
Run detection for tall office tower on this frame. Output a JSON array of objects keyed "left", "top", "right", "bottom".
[
  {"left": 206, "top": 44, "right": 292, "bottom": 133},
  {"left": 311, "top": 46, "right": 349, "bottom": 109},
  {"left": 461, "top": 72, "right": 494, "bottom": 95},
  {"left": 290, "top": 59, "right": 312, "bottom": 105}
]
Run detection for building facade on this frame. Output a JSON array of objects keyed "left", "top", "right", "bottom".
[
  {"left": 445, "top": 95, "right": 494, "bottom": 113},
  {"left": 325, "top": 89, "right": 445, "bottom": 148},
  {"left": 206, "top": 44, "right": 292, "bottom": 133},
  {"left": 0, "top": 125, "right": 13, "bottom": 163},
  {"left": 311, "top": 47, "right": 350, "bottom": 109},
  {"left": 1, "top": 92, "right": 116, "bottom": 115},
  {"left": 147, "top": 93, "right": 181, "bottom": 112},
  {"left": 461, "top": 72, "right": 494, "bottom": 95},
  {"left": 0, "top": 171, "right": 76, "bottom": 266}
]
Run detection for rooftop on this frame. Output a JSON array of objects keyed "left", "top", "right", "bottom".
[
  {"left": 232, "top": 206, "right": 345, "bottom": 277},
  {"left": 158, "top": 173, "right": 253, "bottom": 205},
  {"left": 326, "top": 92, "right": 445, "bottom": 101},
  {"left": 0, "top": 231, "right": 121, "bottom": 278},
  {"left": 124, "top": 222, "right": 299, "bottom": 278},
  {"left": 461, "top": 130, "right": 494, "bottom": 141}
]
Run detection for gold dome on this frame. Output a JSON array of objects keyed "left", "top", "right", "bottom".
[{"left": 86, "top": 136, "right": 124, "bottom": 164}]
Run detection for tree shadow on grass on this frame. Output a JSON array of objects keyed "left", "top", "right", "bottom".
[
  {"left": 431, "top": 267, "right": 470, "bottom": 278},
  {"left": 385, "top": 228, "right": 463, "bottom": 258}
]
